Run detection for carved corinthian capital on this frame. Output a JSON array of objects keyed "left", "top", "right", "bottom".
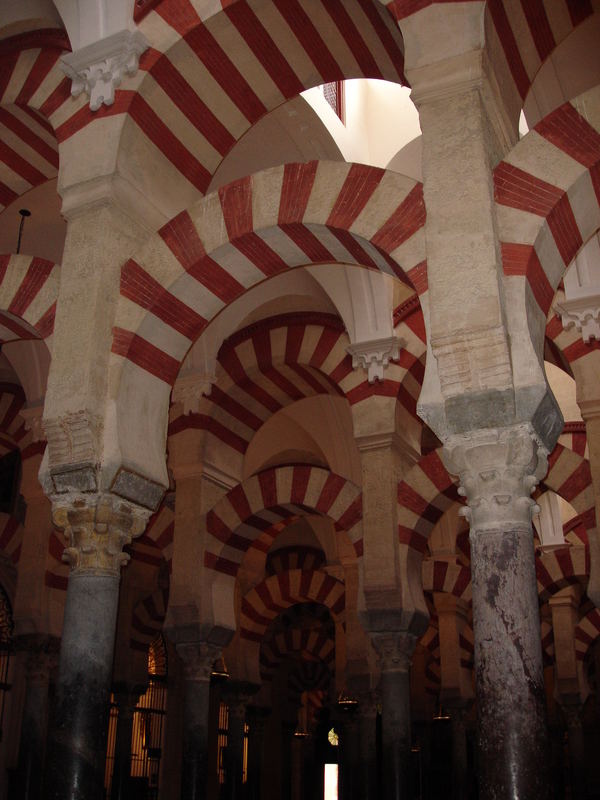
[
  {"left": 442, "top": 424, "right": 548, "bottom": 531},
  {"left": 52, "top": 494, "right": 149, "bottom": 577},
  {"left": 371, "top": 632, "right": 416, "bottom": 673},
  {"left": 177, "top": 641, "right": 222, "bottom": 682}
]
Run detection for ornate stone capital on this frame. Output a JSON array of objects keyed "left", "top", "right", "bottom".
[
  {"left": 371, "top": 632, "right": 416, "bottom": 673},
  {"left": 177, "top": 641, "right": 222, "bottom": 682},
  {"left": 442, "top": 424, "right": 547, "bottom": 531},
  {"left": 61, "top": 29, "right": 149, "bottom": 111},
  {"left": 347, "top": 336, "right": 400, "bottom": 383},
  {"left": 555, "top": 296, "right": 600, "bottom": 343},
  {"left": 52, "top": 494, "right": 149, "bottom": 577},
  {"left": 172, "top": 373, "right": 217, "bottom": 415}
]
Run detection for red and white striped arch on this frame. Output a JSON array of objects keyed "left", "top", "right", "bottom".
[
  {"left": 0, "top": 512, "right": 23, "bottom": 565},
  {"left": 543, "top": 443, "right": 595, "bottom": 532},
  {"left": 421, "top": 560, "right": 472, "bottom": 603},
  {"left": 0, "top": 30, "right": 71, "bottom": 208},
  {"left": 0, "top": 254, "right": 59, "bottom": 349},
  {"left": 419, "top": 617, "right": 474, "bottom": 695},
  {"left": 205, "top": 465, "right": 362, "bottom": 579},
  {"left": 266, "top": 545, "right": 326, "bottom": 576},
  {"left": 575, "top": 607, "right": 600, "bottom": 662},
  {"left": 495, "top": 90, "right": 600, "bottom": 351},
  {"left": 169, "top": 310, "right": 426, "bottom": 460},
  {"left": 112, "top": 161, "right": 426, "bottom": 486},
  {"left": 110, "top": 0, "right": 407, "bottom": 198},
  {"left": 260, "top": 627, "right": 334, "bottom": 682},
  {"left": 397, "top": 450, "right": 462, "bottom": 557},
  {"left": 545, "top": 310, "right": 600, "bottom": 386},
  {"left": 0, "top": 382, "right": 27, "bottom": 456},
  {"left": 142, "top": 502, "right": 175, "bottom": 569},
  {"left": 557, "top": 422, "right": 588, "bottom": 460},
  {"left": 130, "top": 586, "right": 170, "bottom": 653},
  {"left": 240, "top": 569, "right": 345, "bottom": 642},
  {"left": 387, "top": 0, "right": 595, "bottom": 133},
  {"left": 536, "top": 538, "right": 588, "bottom": 602}
]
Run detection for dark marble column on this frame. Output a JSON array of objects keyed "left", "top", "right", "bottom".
[
  {"left": 246, "top": 706, "right": 269, "bottom": 800},
  {"left": 177, "top": 641, "right": 221, "bottom": 800},
  {"left": 44, "top": 496, "right": 148, "bottom": 800},
  {"left": 281, "top": 720, "right": 296, "bottom": 800},
  {"left": 564, "top": 705, "right": 587, "bottom": 800},
  {"left": 449, "top": 707, "right": 468, "bottom": 800},
  {"left": 371, "top": 633, "right": 416, "bottom": 800},
  {"left": 444, "top": 427, "right": 552, "bottom": 800},
  {"left": 356, "top": 692, "right": 378, "bottom": 800},
  {"left": 338, "top": 706, "right": 359, "bottom": 800},
  {"left": 13, "top": 637, "right": 58, "bottom": 799},
  {"left": 110, "top": 685, "right": 144, "bottom": 800}
]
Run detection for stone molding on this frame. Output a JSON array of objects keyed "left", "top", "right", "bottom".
[
  {"left": 555, "top": 295, "right": 600, "bottom": 343},
  {"left": 52, "top": 494, "right": 149, "bottom": 577},
  {"left": 442, "top": 424, "right": 547, "bottom": 531},
  {"left": 371, "top": 632, "right": 416, "bottom": 673},
  {"left": 177, "top": 641, "right": 222, "bottom": 682},
  {"left": 61, "top": 29, "right": 149, "bottom": 111},
  {"left": 172, "top": 373, "right": 217, "bottom": 414},
  {"left": 346, "top": 336, "right": 400, "bottom": 383}
]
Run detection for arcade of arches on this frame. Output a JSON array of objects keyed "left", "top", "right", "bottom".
[{"left": 1, "top": 1, "right": 600, "bottom": 798}]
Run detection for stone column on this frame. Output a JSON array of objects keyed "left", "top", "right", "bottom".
[
  {"left": 110, "top": 685, "right": 144, "bottom": 800},
  {"left": 13, "top": 640, "right": 57, "bottom": 799},
  {"left": 371, "top": 633, "right": 416, "bottom": 800},
  {"left": 246, "top": 706, "right": 268, "bottom": 800},
  {"left": 563, "top": 705, "right": 587, "bottom": 800},
  {"left": 281, "top": 720, "right": 295, "bottom": 800},
  {"left": 337, "top": 705, "right": 359, "bottom": 800},
  {"left": 444, "top": 426, "right": 551, "bottom": 800},
  {"left": 177, "top": 641, "right": 220, "bottom": 800},
  {"left": 44, "top": 494, "right": 148, "bottom": 800},
  {"left": 450, "top": 708, "right": 469, "bottom": 800},
  {"left": 356, "top": 692, "right": 378, "bottom": 800}
]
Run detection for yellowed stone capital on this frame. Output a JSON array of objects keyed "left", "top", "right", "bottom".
[{"left": 52, "top": 494, "right": 149, "bottom": 577}]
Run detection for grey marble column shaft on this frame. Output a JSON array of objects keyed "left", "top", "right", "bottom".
[
  {"left": 444, "top": 426, "right": 552, "bottom": 800},
  {"left": 470, "top": 527, "right": 549, "bottom": 799},
  {"left": 45, "top": 574, "right": 121, "bottom": 800},
  {"left": 357, "top": 695, "right": 378, "bottom": 800},
  {"left": 372, "top": 633, "right": 415, "bottom": 800}
]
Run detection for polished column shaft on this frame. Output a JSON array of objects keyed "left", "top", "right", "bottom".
[
  {"left": 445, "top": 427, "right": 551, "bottom": 800},
  {"left": 44, "top": 496, "right": 147, "bottom": 800},
  {"left": 372, "top": 634, "right": 415, "bottom": 800},
  {"left": 45, "top": 574, "right": 121, "bottom": 800},
  {"left": 177, "top": 642, "right": 220, "bottom": 800}
]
